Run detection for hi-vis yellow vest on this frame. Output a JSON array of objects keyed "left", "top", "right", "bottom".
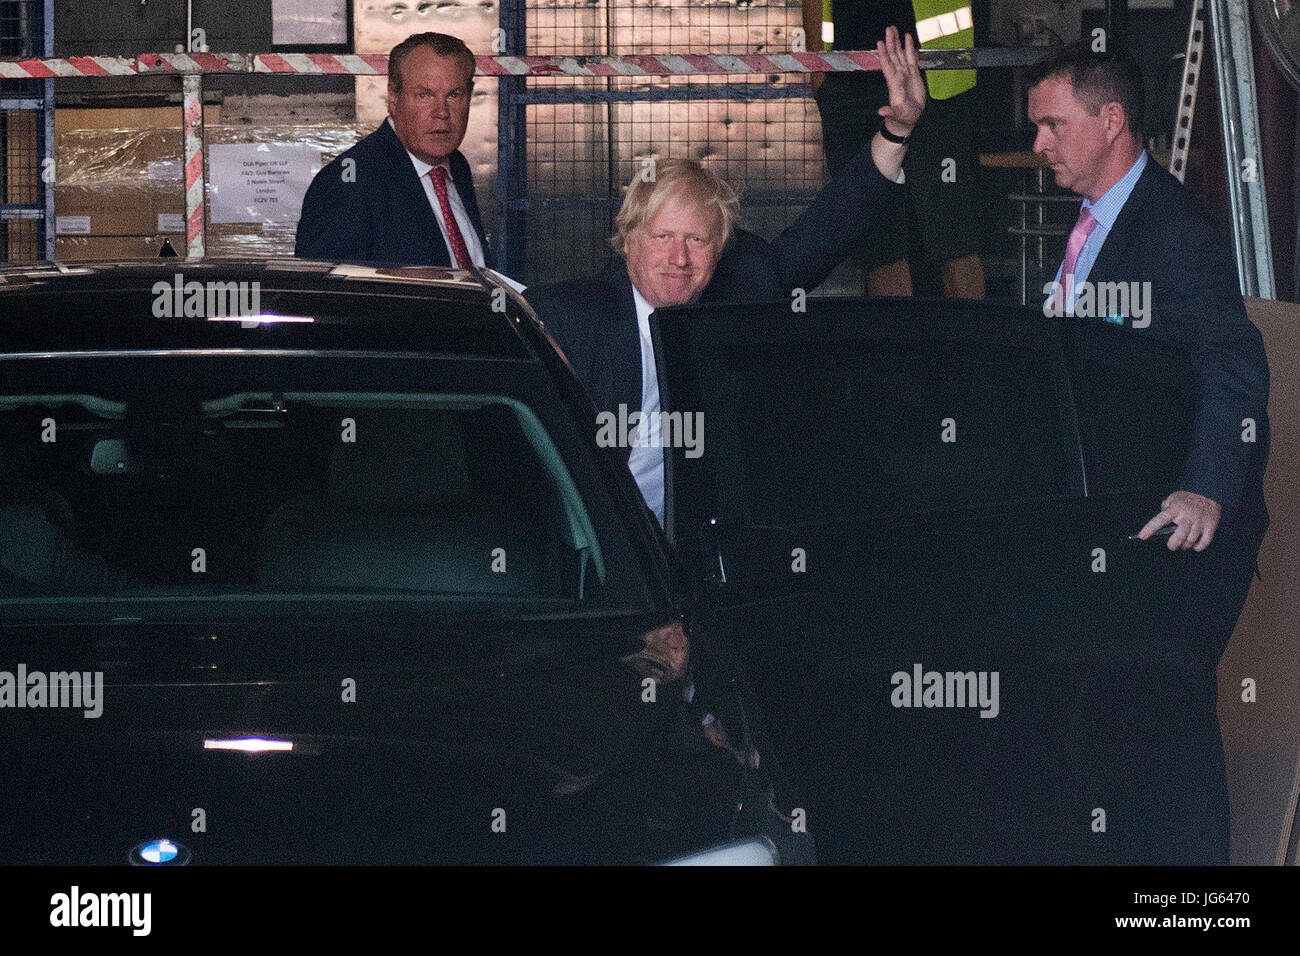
[
  {"left": 911, "top": 0, "right": 975, "bottom": 99},
  {"left": 820, "top": 0, "right": 976, "bottom": 100}
]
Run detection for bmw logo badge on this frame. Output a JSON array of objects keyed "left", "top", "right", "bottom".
[{"left": 129, "top": 839, "right": 192, "bottom": 866}]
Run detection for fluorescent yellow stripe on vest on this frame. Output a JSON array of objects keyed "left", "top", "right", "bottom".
[
  {"left": 912, "top": 2, "right": 975, "bottom": 99},
  {"left": 915, "top": 5, "right": 973, "bottom": 43}
]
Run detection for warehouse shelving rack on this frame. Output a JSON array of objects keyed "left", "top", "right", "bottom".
[{"left": 0, "top": 0, "right": 52, "bottom": 262}]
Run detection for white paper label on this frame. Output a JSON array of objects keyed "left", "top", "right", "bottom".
[
  {"left": 147, "top": 159, "right": 182, "bottom": 181},
  {"left": 55, "top": 216, "right": 91, "bottom": 235},
  {"left": 207, "top": 142, "right": 321, "bottom": 224},
  {"left": 157, "top": 213, "right": 186, "bottom": 232},
  {"left": 272, "top": 0, "right": 347, "bottom": 45}
]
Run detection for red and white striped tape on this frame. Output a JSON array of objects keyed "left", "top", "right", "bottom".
[
  {"left": 9, "top": 45, "right": 985, "bottom": 260},
  {"left": 474, "top": 51, "right": 886, "bottom": 76},
  {"left": 0, "top": 50, "right": 901, "bottom": 79},
  {"left": 182, "top": 75, "right": 205, "bottom": 259}
]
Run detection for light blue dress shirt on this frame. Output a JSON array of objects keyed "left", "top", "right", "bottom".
[{"left": 1051, "top": 150, "right": 1148, "bottom": 312}]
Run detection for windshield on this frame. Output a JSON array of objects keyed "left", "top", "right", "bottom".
[{"left": 0, "top": 354, "right": 652, "bottom": 620}]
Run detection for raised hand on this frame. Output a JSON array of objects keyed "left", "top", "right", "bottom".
[{"left": 877, "top": 25, "right": 926, "bottom": 136}]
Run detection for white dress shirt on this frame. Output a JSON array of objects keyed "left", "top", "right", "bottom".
[
  {"left": 628, "top": 284, "right": 665, "bottom": 526},
  {"left": 388, "top": 116, "right": 486, "bottom": 268}
]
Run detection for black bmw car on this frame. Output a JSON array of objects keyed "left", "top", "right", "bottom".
[
  {"left": 0, "top": 260, "right": 806, "bottom": 866},
  {"left": 0, "top": 260, "right": 1252, "bottom": 866}
]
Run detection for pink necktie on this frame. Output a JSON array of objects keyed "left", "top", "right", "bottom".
[
  {"left": 1054, "top": 206, "right": 1098, "bottom": 312},
  {"left": 429, "top": 166, "right": 472, "bottom": 269}
]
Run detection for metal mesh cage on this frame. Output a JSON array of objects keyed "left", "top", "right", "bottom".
[
  {"left": 504, "top": 0, "right": 826, "bottom": 285},
  {"left": 1, "top": 0, "right": 49, "bottom": 262}
]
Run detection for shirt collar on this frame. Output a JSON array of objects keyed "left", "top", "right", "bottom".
[
  {"left": 629, "top": 281, "right": 655, "bottom": 344},
  {"left": 1081, "top": 149, "right": 1148, "bottom": 229},
  {"left": 387, "top": 116, "right": 451, "bottom": 179}
]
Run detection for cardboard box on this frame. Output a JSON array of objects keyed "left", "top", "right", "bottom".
[
  {"left": 54, "top": 106, "right": 219, "bottom": 237},
  {"left": 54, "top": 106, "right": 219, "bottom": 135},
  {"left": 55, "top": 235, "right": 185, "bottom": 261},
  {"left": 54, "top": 186, "right": 187, "bottom": 237}
]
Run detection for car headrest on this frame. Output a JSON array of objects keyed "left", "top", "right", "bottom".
[{"left": 325, "top": 409, "right": 468, "bottom": 505}]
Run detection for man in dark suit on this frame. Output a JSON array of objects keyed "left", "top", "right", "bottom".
[
  {"left": 527, "top": 26, "right": 926, "bottom": 525},
  {"left": 1027, "top": 44, "right": 1269, "bottom": 863},
  {"left": 295, "top": 32, "right": 493, "bottom": 268}
]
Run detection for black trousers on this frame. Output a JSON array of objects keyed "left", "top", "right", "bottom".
[{"left": 1020, "top": 521, "right": 1266, "bottom": 865}]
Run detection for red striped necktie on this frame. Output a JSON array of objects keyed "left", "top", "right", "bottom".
[{"left": 429, "top": 166, "right": 472, "bottom": 269}]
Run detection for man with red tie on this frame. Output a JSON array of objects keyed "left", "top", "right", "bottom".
[{"left": 295, "top": 32, "right": 492, "bottom": 269}]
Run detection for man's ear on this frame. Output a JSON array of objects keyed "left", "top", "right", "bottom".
[{"left": 1103, "top": 101, "right": 1128, "bottom": 143}]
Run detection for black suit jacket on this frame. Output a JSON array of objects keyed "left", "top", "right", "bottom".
[
  {"left": 526, "top": 142, "right": 903, "bottom": 426},
  {"left": 294, "top": 119, "right": 493, "bottom": 268},
  {"left": 1049, "top": 156, "right": 1271, "bottom": 864},
  {"left": 1080, "top": 155, "right": 1269, "bottom": 530}
]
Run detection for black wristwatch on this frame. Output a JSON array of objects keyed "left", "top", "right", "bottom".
[{"left": 880, "top": 122, "right": 912, "bottom": 145}]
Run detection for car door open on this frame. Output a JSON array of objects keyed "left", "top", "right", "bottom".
[{"left": 653, "top": 296, "right": 1206, "bottom": 864}]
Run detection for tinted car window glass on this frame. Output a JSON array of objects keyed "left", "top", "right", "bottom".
[
  {"left": 673, "top": 327, "right": 1081, "bottom": 527},
  {"left": 0, "top": 360, "right": 646, "bottom": 614}
]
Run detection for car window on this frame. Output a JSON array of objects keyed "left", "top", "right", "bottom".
[
  {"left": 664, "top": 311, "right": 1083, "bottom": 530},
  {"left": 0, "top": 357, "right": 651, "bottom": 618}
]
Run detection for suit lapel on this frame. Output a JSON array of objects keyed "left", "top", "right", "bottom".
[
  {"left": 604, "top": 259, "right": 643, "bottom": 416},
  {"left": 1086, "top": 157, "right": 1157, "bottom": 285},
  {"left": 375, "top": 120, "right": 450, "bottom": 267}
]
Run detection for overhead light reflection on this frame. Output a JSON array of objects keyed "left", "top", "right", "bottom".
[
  {"left": 206, "top": 314, "right": 315, "bottom": 324},
  {"left": 204, "top": 737, "right": 293, "bottom": 753}
]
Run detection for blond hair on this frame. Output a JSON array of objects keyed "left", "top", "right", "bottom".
[{"left": 610, "top": 158, "right": 740, "bottom": 256}]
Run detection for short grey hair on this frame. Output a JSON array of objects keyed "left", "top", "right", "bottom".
[{"left": 388, "top": 32, "right": 476, "bottom": 95}]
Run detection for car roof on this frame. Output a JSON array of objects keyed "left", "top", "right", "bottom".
[
  {"left": 0, "top": 259, "right": 490, "bottom": 292},
  {"left": 0, "top": 259, "right": 539, "bottom": 361}
]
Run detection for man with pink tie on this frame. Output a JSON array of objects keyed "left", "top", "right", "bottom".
[{"left": 1027, "top": 42, "right": 1269, "bottom": 864}]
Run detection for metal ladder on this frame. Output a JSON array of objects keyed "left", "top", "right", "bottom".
[{"left": 1174, "top": 0, "right": 1276, "bottom": 298}]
